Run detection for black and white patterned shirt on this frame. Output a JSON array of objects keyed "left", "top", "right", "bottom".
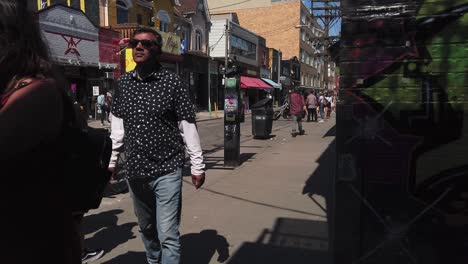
[{"left": 111, "top": 67, "right": 196, "bottom": 179}]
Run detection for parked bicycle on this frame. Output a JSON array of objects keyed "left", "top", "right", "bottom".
[{"left": 273, "top": 97, "right": 290, "bottom": 120}]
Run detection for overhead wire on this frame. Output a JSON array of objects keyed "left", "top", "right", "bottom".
[{"left": 209, "top": 31, "right": 225, "bottom": 51}]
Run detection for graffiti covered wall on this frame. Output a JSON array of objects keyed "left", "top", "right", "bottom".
[{"left": 335, "top": 0, "right": 468, "bottom": 263}]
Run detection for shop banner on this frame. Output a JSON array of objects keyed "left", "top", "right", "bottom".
[{"left": 159, "top": 31, "right": 181, "bottom": 55}]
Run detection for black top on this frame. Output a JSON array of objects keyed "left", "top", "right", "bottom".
[{"left": 111, "top": 67, "right": 195, "bottom": 179}]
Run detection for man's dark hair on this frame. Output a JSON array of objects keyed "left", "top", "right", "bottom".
[
  {"left": 0, "top": 0, "right": 52, "bottom": 93},
  {"left": 133, "top": 27, "right": 163, "bottom": 47}
]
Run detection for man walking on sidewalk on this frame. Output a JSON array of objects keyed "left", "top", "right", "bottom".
[
  {"left": 290, "top": 87, "right": 308, "bottom": 137},
  {"left": 108, "top": 27, "right": 206, "bottom": 264}
]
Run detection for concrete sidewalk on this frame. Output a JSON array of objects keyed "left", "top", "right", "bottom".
[{"left": 86, "top": 117, "right": 336, "bottom": 264}]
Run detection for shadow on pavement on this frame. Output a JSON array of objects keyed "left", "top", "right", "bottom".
[
  {"left": 181, "top": 229, "right": 230, "bottom": 264},
  {"left": 101, "top": 251, "right": 147, "bottom": 264},
  {"left": 323, "top": 125, "right": 336, "bottom": 137},
  {"left": 227, "top": 218, "right": 331, "bottom": 264},
  {"left": 193, "top": 186, "right": 324, "bottom": 217},
  {"left": 183, "top": 153, "right": 257, "bottom": 174},
  {"left": 300, "top": 127, "right": 336, "bottom": 262},
  {"left": 85, "top": 221, "right": 138, "bottom": 254},
  {"left": 302, "top": 138, "right": 336, "bottom": 216},
  {"left": 83, "top": 209, "right": 124, "bottom": 235}
]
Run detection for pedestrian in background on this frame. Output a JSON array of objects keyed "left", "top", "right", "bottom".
[
  {"left": 108, "top": 27, "right": 206, "bottom": 264},
  {"left": 97, "top": 92, "right": 109, "bottom": 125},
  {"left": 290, "top": 87, "right": 308, "bottom": 137},
  {"left": 306, "top": 92, "right": 318, "bottom": 122},
  {"left": 0, "top": 1, "right": 79, "bottom": 263},
  {"left": 326, "top": 93, "right": 333, "bottom": 118},
  {"left": 318, "top": 92, "right": 325, "bottom": 122}
]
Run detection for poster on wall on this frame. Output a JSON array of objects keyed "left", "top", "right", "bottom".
[{"left": 92, "top": 86, "right": 100, "bottom": 96}]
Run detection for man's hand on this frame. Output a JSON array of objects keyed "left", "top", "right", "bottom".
[{"left": 192, "top": 173, "right": 205, "bottom": 189}]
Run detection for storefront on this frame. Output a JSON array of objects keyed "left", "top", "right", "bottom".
[
  {"left": 182, "top": 51, "right": 209, "bottom": 110},
  {"left": 240, "top": 76, "right": 273, "bottom": 112},
  {"left": 38, "top": 5, "right": 120, "bottom": 119}
]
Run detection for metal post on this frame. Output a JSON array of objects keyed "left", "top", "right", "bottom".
[
  {"left": 224, "top": 19, "right": 229, "bottom": 77},
  {"left": 223, "top": 20, "right": 241, "bottom": 167},
  {"left": 207, "top": 44, "right": 212, "bottom": 117}
]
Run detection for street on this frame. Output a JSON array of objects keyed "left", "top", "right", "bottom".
[{"left": 84, "top": 115, "right": 336, "bottom": 264}]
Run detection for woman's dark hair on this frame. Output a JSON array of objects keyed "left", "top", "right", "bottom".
[{"left": 0, "top": 0, "right": 53, "bottom": 94}]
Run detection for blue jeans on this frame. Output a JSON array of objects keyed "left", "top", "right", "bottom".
[
  {"left": 319, "top": 103, "right": 325, "bottom": 119},
  {"left": 127, "top": 168, "right": 182, "bottom": 264},
  {"left": 292, "top": 114, "right": 303, "bottom": 134}
]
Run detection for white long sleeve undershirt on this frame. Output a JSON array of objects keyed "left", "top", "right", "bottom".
[{"left": 108, "top": 113, "right": 205, "bottom": 176}]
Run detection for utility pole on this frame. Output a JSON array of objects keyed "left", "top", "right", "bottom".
[
  {"left": 310, "top": 0, "right": 341, "bottom": 92},
  {"left": 324, "top": 0, "right": 330, "bottom": 91},
  {"left": 207, "top": 43, "right": 211, "bottom": 117}
]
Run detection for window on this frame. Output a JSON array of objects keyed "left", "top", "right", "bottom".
[
  {"left": 160, "top": 22, "right": 169, "bottom": 32},
  {"left": 195, "top": 30, "right": 202, "bottom": 51},
  {"left": 116, "top": 0, "right": 129, "bottom": 24},
  {"left": 230, "top": 35, "right": 256, "bottom": 60},
  {"left": 137, "top": 14, "right": 143, "bottom": 25},
  {"left": 184, "top": 30, "right": 191, "bottom": 50},
  {"left": 157, "top": 10, "right": 171, "bottom": 33},
  {"left": 301, "top": 30, "right": 305, "bottom": 41}
]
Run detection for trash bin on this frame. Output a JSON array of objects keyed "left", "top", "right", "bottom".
[{"left": 251, "top": 98, "right": 274, "bottom": 138}]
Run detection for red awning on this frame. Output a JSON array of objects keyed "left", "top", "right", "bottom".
[{"left": 240, "top": 76, "right": 273, "bottom": 90}]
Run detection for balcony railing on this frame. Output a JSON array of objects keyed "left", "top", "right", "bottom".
[{"left": 108, "top": 23, "right": 140, "bottom": 39}]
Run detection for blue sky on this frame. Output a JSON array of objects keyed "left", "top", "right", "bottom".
[{"left": 302, "top": 0, "right": 341, "bottom": 36}]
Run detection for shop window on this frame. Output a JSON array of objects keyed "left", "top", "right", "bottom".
[
  {"left": 116, "top": 0, "right": 129, "bottom": 24},
  {"left": 230, "top": 35, "right": 257, "bottom": 61},
  {"left": 195, "top": 30, "right": 202, "bottom": 50}
]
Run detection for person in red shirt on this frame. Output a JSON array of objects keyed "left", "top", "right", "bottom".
[{"left": 289, "top": 87, "right": 308, "bottom": 137}]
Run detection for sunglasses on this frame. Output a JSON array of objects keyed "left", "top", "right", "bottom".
[{"left": 128, "top": 39, "right": 158, "bottom": 49}]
